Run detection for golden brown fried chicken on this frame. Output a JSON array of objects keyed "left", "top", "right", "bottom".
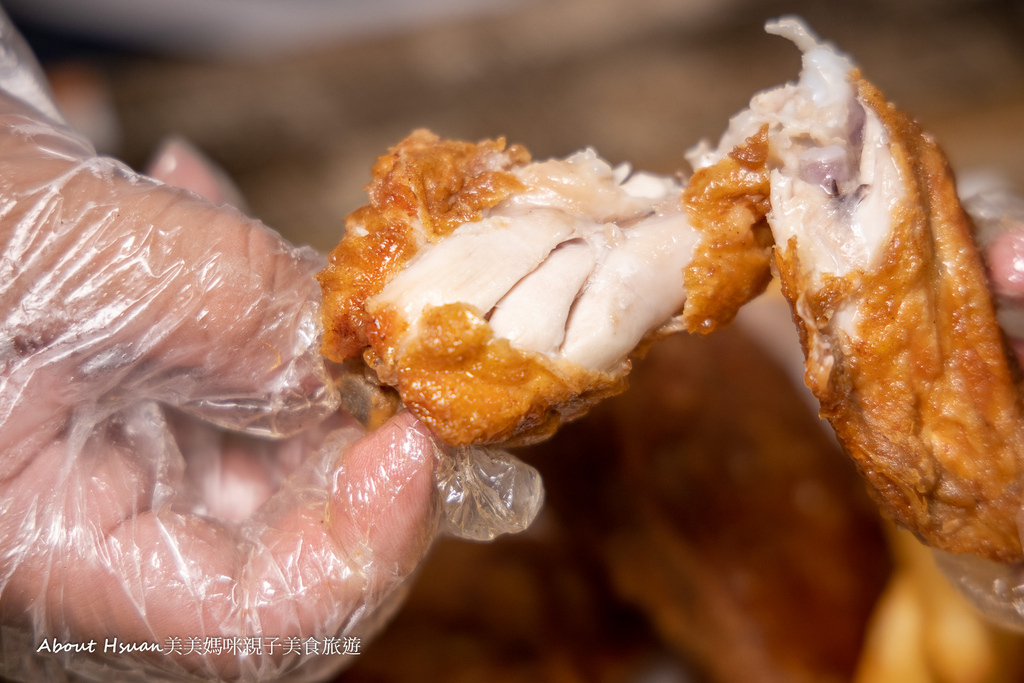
[
  {"left": 692, "top": 18, "right": 1024, "bottom": 562},
  {"left": 318, "top": 130, "right": 771, "bottom": 446}
]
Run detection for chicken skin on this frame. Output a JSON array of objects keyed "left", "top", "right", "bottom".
[
  {"left": 318, "top": 130, "right": 771, "bottom": 446},
  {"left": 691, "top": 18, "right": 1024, "bottom": 562},
  {"left": 319, "top": 20, "right": 1024, "bottom": 564}
]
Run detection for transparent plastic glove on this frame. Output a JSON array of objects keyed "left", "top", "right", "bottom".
[
  {"left": 931, "top": 188, "right": 1024, "bottom": 632},
  {"left": 969, "top": 188, "right": 1024, "bottom": 361},
  {"left": 0, "top": 13, "right": 542, "bottom": 682}
]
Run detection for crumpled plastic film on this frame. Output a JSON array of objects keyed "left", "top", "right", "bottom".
[
  {"left": 932, "top": 550, "right": 1024, "bottom": 634},
  {"left": 963, "top": 185, "right": 1024, "bottom": 250},
  {"left": 966, "top": 186, "right": 1024, "bottom": 353},
  {"left": 0, "top": 10, "right": 542, "bottom": 683},
  {"left": 436, "top": 443, "right": 544, "bottom": 542}
]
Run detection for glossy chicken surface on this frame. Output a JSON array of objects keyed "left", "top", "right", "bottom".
[
  {"left": 693, "top": 19, "right": 1024, "bottom": 562},
  {"left": 319, "top": 17, "right": 1024, "bottom": 563},
  {"left": 318, "top": 130, "right": 770, "bottom": 446}
]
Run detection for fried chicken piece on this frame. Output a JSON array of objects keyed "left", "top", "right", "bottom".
[
  {"left": 530, "top": 327, "right": 890, "bottom": 683},
  {"left": 318, "top": 130, "right": 771, "bottom": 446},
  {"left": 691, "top": 18, "right": 1024, "bottom": 562}
]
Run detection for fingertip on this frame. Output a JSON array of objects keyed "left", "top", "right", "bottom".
[
  {"left": 145, "top": 136, "right": 247, "bottom": 209},
  {"left": 329, "top": 412, "right": 438, "bottom": 572},
  {"left": 141, "top": 188, "right": 332, "bottom": 430},
  {"left": 987, "top": 230, "right": 1024, "bottom": 299},
  {"left": 379, "top": 410, "right": 434, "bottom": 453}
]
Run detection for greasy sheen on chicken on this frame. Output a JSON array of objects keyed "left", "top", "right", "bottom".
[
  {"left": 318, "top": 130, "right": 771, "bottom": 446},
  {"left": 691, "top": 18, "right": 1024, "bottom": 562}
]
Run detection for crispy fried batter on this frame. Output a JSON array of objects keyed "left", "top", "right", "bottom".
[
  {"left": 317, "top": 129, "right": 529, "bottom": 362},
  {"left": 319, "top": 129, "right": 774, "bottom": 446},
  {"left": 681, "top": 126, "right": 775, "bottom": 334},
  {"left": 776, "top": 76, "right": 1024, "bottom": 562},
  {"left": 388, "top": 302, "right": 625, "bottom": 445},
  {"left": 318, "top": 131, "right": 634, "bottom": 446}
]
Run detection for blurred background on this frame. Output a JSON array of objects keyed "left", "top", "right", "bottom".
[
  {"left": 8, "top": 0, "right": 1024, "bottom": 681},
  {"left": 8, "top": 0, "right": 1024, "bottom": 253}
]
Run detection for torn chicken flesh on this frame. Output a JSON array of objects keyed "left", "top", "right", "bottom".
[
  {"left": 691, "top": 18, "right": 1024, "bottom": 562},
  {"left": 318, "top": 131, "right": 771, "bottom": 446}
]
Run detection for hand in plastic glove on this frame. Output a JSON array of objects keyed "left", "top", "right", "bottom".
[
  {"left": 974, "top": 190, "right": 1024, "bottom": 363},
  {"left": 0, "top": 16, "right": 541, "bottom": 683}
]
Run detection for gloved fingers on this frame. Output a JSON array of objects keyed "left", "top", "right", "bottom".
[
  {"left": 168, "top": 404, "right": 546, "bottom": 546},
  {"left": 0, "top": 91, "right": 337, "bottom": 439},
  {"left": 985, "top": 234, "right": 1024, "bottom": 363},
  {"left": 933, "top": 549, "right": 1024, "bottom": 633},
  {"left": 142, "top": 138, "right": 309, "bottom": 437},
  {"left": 168, "top": 409, "right": 357, "bottom": 523},
  {"left": 966, "top": 188, "right": 1024, "bottom": 362},
  {"left": 145, "top": 136, "right": 248, "bottom": 211},
  {"left": 0, "top": 16, "right": 330, "bottom": 440},
  {"left": 980, "top": 220, "right": 1024, "bottom": 300},
  {"left": 2, "top": 410, "right": 438, "bottom": 681}
]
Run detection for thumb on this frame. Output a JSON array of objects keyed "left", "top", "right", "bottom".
[
  {"left": 145, "top": 136, "right": 248, "bottom": 211},
  {"left": 1, "top": 409, "right": 439, "bottom": 682}
]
